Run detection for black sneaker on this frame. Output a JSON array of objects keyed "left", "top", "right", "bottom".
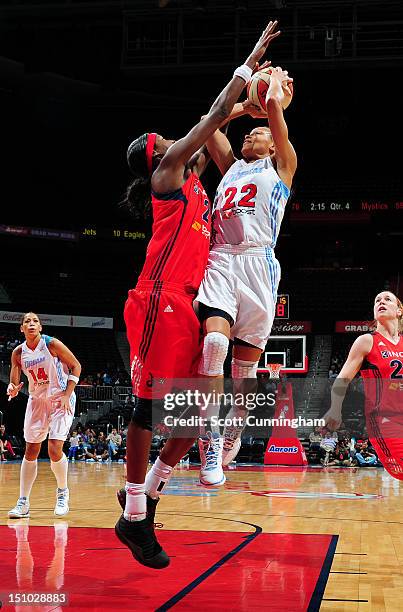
[
  {"left": 115, "top": 514, "right": 170, "bottom": 569},
  {"left": 116, "top": 489, "right": 161, "bottom": 527}
]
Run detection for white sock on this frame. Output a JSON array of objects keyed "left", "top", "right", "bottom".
[
  {"left": 223, "top": 406, "right": 247, "bottom": 435},
  {"left": 124, "top": 482, "right": 146, "bottom": 521},
  {"left": 50, "top": 454, "right": 68, "bottom": 490},
  {"left": 20, "top": 458, "right": 38, "bottom": 500},
  {"left": 200, "top": 403, "right": 221, "bottom": 436},
  {"left": 145, "top": 458, "right": 173, "bottom": 499}
]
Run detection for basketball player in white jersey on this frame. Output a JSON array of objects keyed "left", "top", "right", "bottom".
[
  {"left": 194, "top": 65, "right": 297, "bottom": 485},
  {"left": 7, "top": 312, "right": 81, "bottom": 518}
]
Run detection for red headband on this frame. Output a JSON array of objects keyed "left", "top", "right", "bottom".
[{"left": 145, "top": 132, "right": 157, "bottom": 175}]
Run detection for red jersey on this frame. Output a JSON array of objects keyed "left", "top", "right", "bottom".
[
  {"left": 361, "top": 331, "right": 403, "bottom": 415},
  {"left": 138, "top": 172, "right": 211, "bottom": 294}
]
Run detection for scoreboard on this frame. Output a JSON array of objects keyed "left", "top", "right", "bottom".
[{"left": 275, "top": 294, "right": 289, "bottom": 320}]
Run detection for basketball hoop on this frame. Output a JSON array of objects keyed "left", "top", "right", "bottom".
[{"left": 267, "top": 363, "right": 283, "bottom": 379}]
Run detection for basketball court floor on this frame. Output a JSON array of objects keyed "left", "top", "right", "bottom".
[{"left": 1, "top": 461, "right": 402, "bottom": 611}]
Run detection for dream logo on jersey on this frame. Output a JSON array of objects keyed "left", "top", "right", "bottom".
[{"left": 24, "top": 356, "right": 46, "bottom": 369}]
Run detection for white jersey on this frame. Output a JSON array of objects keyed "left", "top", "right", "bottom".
[
  {"left": 20, "top": 335, "right": 69, "bottom": 399},
  {"left": 212, "top": 156, "right": 290, "bottom": 248}
]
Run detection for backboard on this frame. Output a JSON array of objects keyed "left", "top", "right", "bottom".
[{"left": 257, "top": 335, "right": 308, "bottom": 374}]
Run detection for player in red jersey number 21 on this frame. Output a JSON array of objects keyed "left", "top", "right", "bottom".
[{"left": 324, "top": 291, "right": 403, "bottom": 479}]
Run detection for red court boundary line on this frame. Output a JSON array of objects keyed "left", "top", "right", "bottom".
[
  {"left": 307, "top": 534, "right": 339, "bottom": 612},
  {"left": 155, "top": 520, "right": 262, "bottom": 611}
]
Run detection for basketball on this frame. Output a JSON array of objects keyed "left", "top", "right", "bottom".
[{"left": 247, "top": 67, "right": 293, "bottom": 112}]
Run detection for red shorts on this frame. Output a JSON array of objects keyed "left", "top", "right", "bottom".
[
  {"left": 367, "top": 412, "right": 403, "bottom": 480},
  {"left": 124, "top": 280, "right": 203, "bottom": 399}
]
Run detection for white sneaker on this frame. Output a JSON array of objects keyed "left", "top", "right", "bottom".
[
  {"left": 8, "top": 497, "right": 30, "bottom": 519},
  {"left": 222, "top": 425, "right": 244, "bottom": 466},
  {"left": 54, "top": 488, "right": 69, "bottom": 517},
  {"left": 199, "top": 432, "right": 226, "bottom": 486}
]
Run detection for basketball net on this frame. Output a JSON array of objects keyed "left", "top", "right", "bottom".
[{"left": 267, "top": 363, "right": 282, "bottom": 379}]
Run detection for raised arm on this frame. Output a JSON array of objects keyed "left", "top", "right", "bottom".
[
  {"left": 203, "top": 101, "right": 256, "bottom": 175},
  {"left": 204, "top": 65, "right": 272, "bottom": 176},
  {"left": 323, "top": 334, "right": 373, "bottom": 431},
  {"left": 265, "top": 67, "right": 297, "bottom": 189},
  {"left": 152, "top": 20, "right": 281, "bottom": 193}
]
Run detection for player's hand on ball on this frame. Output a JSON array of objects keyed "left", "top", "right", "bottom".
[
  {"left": 266, "top": 66, "right": 293, "bottom": 104},
  {"left": 242, "top": 99, "right": 267, "bottom": 119},
  {"left": 322, "top": 407, "right": 342, "bottom": 431},
  {"left": 274, "top": 66, "right": 293, "bottom": 90},
  {"left": 252, "top": 60, "right": 271, "bottom": 75},
  {"left": 7, "top": 382, "right": 23, "bottom": 400}
]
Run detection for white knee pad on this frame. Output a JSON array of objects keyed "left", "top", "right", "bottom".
[
  {"left": 198, "top": 332, "right": 229, "bottom": 376},
  {"left": 232, "top": 358, "right": 259, "bottom": 379}
]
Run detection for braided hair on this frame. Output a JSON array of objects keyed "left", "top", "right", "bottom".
[{"left": 123, "top": 133, "right": 155, "bottom": 219}]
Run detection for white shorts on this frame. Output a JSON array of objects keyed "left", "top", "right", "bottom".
[
  {"left": 196, "top": 244, "right": 280, "bottom": 350},
  {"left": 23, "top": 394, "right": 76, "bottom": 444}
]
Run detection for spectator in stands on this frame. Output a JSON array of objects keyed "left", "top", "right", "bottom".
[
  {"left": 94, "top": 432, "right": 109, "bottom": 462},
  {"left": 103, "top": 372, "right": 113, "bottom": 385},
  {"left": 125, "top": 393, "right": 135, "bottom": 406},
  {"left": 355, "top": 443, "right": 378, "bottom": 466},
  {"left": 309, "top": 426, "right": 322, "bottom": 450},
  {"left": 107, "top": 428, "right": 122, "bottom": 460},
  {"left": 333, "top": 439, "right": 353, "bottom": 466},
  {"left": 0, "top": 439, "right": 7, "bottom": 461},
  {"left": 68, "top": 430, "right": 81, "bottom": 462},
  {"left": 84, "top": 434, "right": 97, "bottom": 462},
  {"left": 0, "top": 424, "right": 16, "bottom": 460},
  {"left": 320, "top": 431, "right": 337, "bottom": 466},
  {"left": 94, "top": 372, "right": 103, "bottom": 386}
]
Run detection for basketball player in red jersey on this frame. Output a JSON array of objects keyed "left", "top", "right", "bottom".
[
  {"left": 115, "top": 20, "right": 282, "bottom": 569},
  {"left": 324, "top": 291, "right": 403, "bottom": 479}
]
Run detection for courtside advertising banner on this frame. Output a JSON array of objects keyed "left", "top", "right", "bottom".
[
  {"left": 0, "top": 310, "right": 113, "bottom": 329},
  {"left": 335, "top": 321, "right": 376, "bottom": 333}
]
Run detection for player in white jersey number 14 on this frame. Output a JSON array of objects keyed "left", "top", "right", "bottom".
[
  {"left": 7, "top": 312, "right": 81, "bottom": 518},
  {"left": 195, "top": 52, "right": 297, "bottom": 485}
]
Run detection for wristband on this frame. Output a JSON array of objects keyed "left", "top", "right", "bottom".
[
  {"left": 68, "top": 374, "right": 79, "bottom": 384},
  {"left": 233, "top": 64, "right": 252, "bottom": 83}
]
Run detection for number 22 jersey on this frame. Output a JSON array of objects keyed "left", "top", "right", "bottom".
[{"left": 211, "top": 157, "right": 290, "bottom": 248}]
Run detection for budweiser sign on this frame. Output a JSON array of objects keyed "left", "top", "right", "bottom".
[
  {"left": 335, "top": 321, "right": 376, "bottom": 333},
  {"left": 271, "top": 321, "right": 312, "bottom": 334}
]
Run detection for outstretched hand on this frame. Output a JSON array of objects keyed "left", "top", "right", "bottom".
[{"left": 248, "top": 21, "right": 281, "bottom": 64}]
